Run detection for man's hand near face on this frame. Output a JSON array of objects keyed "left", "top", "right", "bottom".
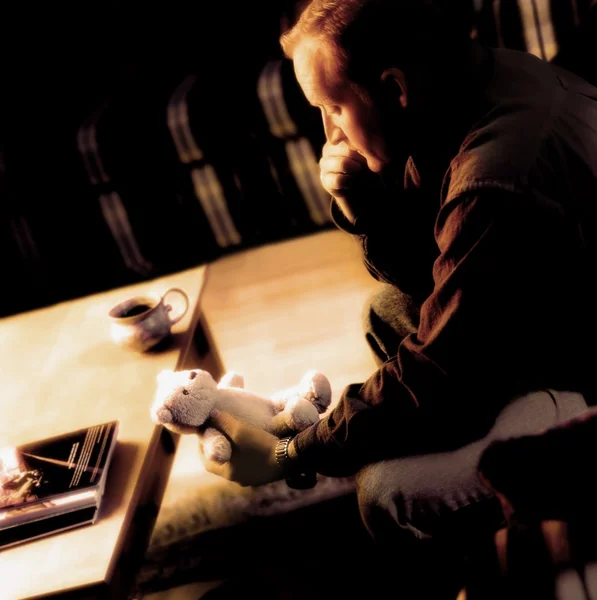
[{"left": 319, "top": 141, "right": 382, "bottom": 225}]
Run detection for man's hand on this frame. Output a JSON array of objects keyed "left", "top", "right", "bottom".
[
  {"left": 201, "top": 411, "right": 284, "bottom": 487},
  {"left": 319, "top": 141, "right": 377, "bottom": 224}
]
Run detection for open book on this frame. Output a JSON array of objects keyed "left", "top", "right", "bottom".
[{"left": 0, "top": 420, "right": 119, "bottom": 550}]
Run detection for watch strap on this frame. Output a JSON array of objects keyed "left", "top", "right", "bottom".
[{"left": 275, "top": 436, "right": 317, "bottom": 489}]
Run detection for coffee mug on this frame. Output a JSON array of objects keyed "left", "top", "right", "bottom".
[{"left": 108, "top": 288, "right": 189, "bottom": 352}]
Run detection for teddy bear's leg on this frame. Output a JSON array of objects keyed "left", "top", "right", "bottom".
[
  {"left": 270, "top": 371, "right": 332, "bottom": 415},
  {"left": 217, "top": 371, "right": 244, "bottom": 390},
  {"left": 297, "top": 370, "right": 332, "bottom": 413},
  {"left": 268, "top": 397, "right": 320, "bottom": 438},
  {"left": 200, "top": 427, "right": 232, "bottom": 463}
]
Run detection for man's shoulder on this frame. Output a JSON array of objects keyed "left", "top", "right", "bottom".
[{"left": 445, "top": 49, "right": 571, "bottom": 201}]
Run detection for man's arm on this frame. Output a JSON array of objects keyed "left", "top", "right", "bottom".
[{"left": 292, "top": 189, "right": 589, "bottom": 477}]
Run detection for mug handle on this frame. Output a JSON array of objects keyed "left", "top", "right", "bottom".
[{"left": 162, "top": 288, "right": 190, "bottom": 325}]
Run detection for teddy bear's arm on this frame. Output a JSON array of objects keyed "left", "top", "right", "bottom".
[
  {"left": 217, "top": 371, "right": 245, "bottom": 390},
  {"left": 270, "top": 370, "right": 332, "bottom": 415}
]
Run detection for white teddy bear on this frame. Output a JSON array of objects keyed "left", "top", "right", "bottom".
[{"left": 151, "top": 368, "right": 331, "bottom": 464}]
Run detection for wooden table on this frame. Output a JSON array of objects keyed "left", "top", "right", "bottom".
[{"left": 0, "top": 265, "right": 223, "bottom": 600}]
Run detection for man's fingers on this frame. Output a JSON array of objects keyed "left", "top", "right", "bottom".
[
  {"left": 209, "top": 410, "right": 241, "bottom": 440},
  {"left": 203, "top": 456, "right": 232, "bottom": 479},
  {"left": 319, "top": 144, "right": 370, "bottom": 198},
  {"left": 320, "top": 155, "right": 364, "bottom": 175},
  {"left": 321, "top": 171, "right": 352, "bottom": 194},
  {"left": 322, "top": 141, "right": 367, "bottom": 165}
]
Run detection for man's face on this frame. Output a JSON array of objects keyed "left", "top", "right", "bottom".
[{"left": 293, "top": 37, "right": 393, "bottom": 173}]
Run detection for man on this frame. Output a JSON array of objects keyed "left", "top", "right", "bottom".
[{"left": 205, "top": 0, "right": 597, "bottom": 590}]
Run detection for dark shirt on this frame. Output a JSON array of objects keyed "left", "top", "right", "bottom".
[{"left": 293, "top": 48, "right": 597, "bottom": 477}]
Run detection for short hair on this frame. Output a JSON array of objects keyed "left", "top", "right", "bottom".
[{"left": 280, "top": 0, "right": 473, "bottom": 87}]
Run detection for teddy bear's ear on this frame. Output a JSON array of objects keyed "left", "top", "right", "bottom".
[
  {"left": 157, "top": 369, "right": 182, "bottom": 386},
  {"left": 155, "top": 370, "right": 194, "bottom": 399},
  {"left": 218, "top": 371, "right": 245, "bottom": 389},
  {"left": 156, "top": 369, "right": 174, "bottom": 384},
  {"left": 187, "top": 369, "right": 218, "bottom": 390}
]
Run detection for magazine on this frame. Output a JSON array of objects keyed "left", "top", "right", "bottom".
[{"left": 0, "top": 420, "right": 119, "bottom": 550}]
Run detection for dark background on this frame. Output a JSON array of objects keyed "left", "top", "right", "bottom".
[
  {"left": 1, "top": 1, "right": 595, "bottom": 318},
  {"left": 0, "top": 1, "right": 315, "bottom": 316}
]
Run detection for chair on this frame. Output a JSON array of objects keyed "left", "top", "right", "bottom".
[{"left": 461, "top": 407, "right": 597, "bottom": 599}]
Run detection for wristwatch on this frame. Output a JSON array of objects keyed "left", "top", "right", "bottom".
[{"left": 275, "top": 436, "right": 317, "bottom": 489}]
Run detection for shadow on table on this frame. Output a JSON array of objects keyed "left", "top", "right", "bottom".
[
  {"left": 75, "top": 332, "right": 184, "bottom": 367},
  {"left": 98, "top": 440, "right": 140, "bottom": 520},
  {"left": 146, "top": 332, "right": 184, "bottom": 354}
]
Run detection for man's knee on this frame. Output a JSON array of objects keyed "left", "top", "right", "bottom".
[
  {"left": 356, "top": 450, "right": 495, "bottom": 542},
  {"left": 362, "top": 285, "right": 420, "bottom": 365},
  {"left": 356, "top": 459, "right": 444, "bottom": 541},
  {"left": 355, "top": 391, "right": 589, "bottom": 543},
  {"left": 356, "top": 461, "right": 422, "bottom": 541}
]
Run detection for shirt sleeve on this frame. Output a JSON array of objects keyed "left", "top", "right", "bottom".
[{"left": 293, "top": 189, "right": 587, "bottom": 477}]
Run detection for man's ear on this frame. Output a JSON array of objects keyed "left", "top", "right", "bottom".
[{"left": 380, "top": 68, "right": 408, "bottom": 109}]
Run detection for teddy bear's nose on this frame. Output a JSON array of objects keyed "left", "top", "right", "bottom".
[
  {"left": 189, "top": 371, "right": 197, "bottom": 380},
  {"left": 156, "top": 406, "right": 173, "bottom": 424}
]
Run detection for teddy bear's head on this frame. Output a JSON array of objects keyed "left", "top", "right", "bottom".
[{"left": 151, "top": 369, "right": 218, "bottom": 434}]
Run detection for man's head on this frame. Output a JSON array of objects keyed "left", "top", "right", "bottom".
[{"left": 281, "top": 0, "right": 473, "bottom": 172}]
